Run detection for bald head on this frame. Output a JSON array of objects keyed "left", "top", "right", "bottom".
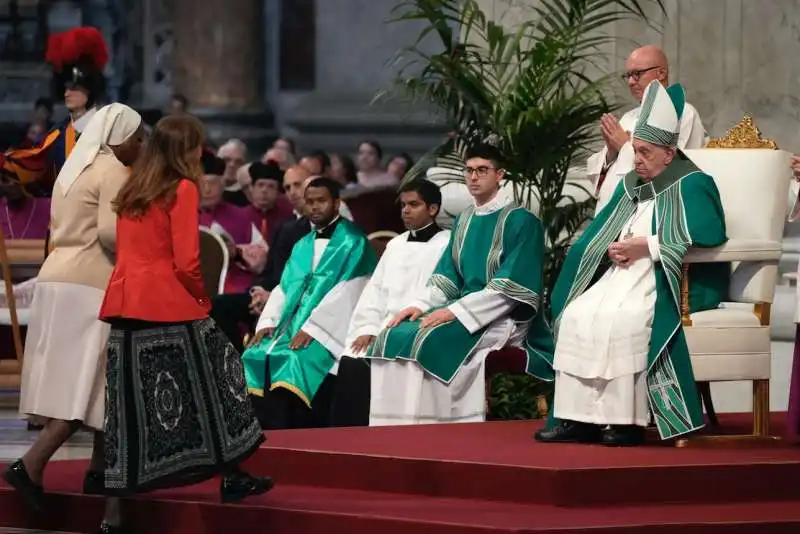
[
  {"left": 284, "top": 165, "right": 312, "bottom": 211},
  {"left": 262, "top": 147, "right": 296, "bottom": 170},
  {"left": 624, "top": 45, "right": 669, "bottom": 103}
]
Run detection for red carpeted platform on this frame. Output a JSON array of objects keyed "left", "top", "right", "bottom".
[{"left": 1, "top": 414, "right": 800, "bottom": 533}]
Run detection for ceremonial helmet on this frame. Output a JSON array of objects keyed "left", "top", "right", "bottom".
[{"left": 45, "top": 26, "right": 109, "bottom": 109}]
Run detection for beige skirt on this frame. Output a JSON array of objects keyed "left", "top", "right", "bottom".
[{"left": 19, "top": 281, "right": 109, "bottom": 430}]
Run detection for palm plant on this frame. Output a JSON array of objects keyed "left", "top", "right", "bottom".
[
  {"left": 383, "top": 0, "right": 666, "bottom": 419},
  {"left": 387, "top": 0, "right": 665, "bottom": 304}
]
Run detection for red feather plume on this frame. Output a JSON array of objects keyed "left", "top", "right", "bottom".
[{"left": 45, "top": 27, "right": 109, "bottom": 71}]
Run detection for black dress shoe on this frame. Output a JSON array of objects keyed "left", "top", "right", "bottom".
[
  {"left": 220, "top": 471, "right": 274, "bottom": 504},
  {"left": 602, "top": 425, "right": 646, "bottom": 446},
  {"left": 83, "top": 470, "right": 105, "bottom": 495},
  {"left": 534, "top": 420, "right": 602, "bottom": 443},
  {"left": 2, "top": 459, "right": 45, "bottom": 512}
]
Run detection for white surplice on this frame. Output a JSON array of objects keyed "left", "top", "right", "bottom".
[
  {"left": 338, "top": 227, "right": 451, "bottom": 364},
  {"left": 256, "top": 228, "right": 369, "bottom": 360},
  {"left": 553, "top": 199, "right": 660, "bottom": 426},
  {"left": 368, "top": 193, "right": 525, "bottom": 426},
  {"left": 587, "top": 103, "right": 706, "bottom": 214}
]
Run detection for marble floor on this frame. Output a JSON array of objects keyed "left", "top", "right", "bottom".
[{"left": 0, "top": 400, "right": 87, "bottom": 534}]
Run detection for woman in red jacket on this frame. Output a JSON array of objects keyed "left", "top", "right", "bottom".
[{"left": 98, "top": 115, "right": 271, "bottom": 522}]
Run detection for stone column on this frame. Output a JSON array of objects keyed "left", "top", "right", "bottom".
[{"left": 170, "top": 0, "right": 273, "bottom": 149}]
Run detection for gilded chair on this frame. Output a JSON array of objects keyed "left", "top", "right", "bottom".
[
  {"left": 678, "top": 116, "right": 789, "bottom": 444},
  {"left": 198, "top": 226, "right": 230, "bottom": 297}
]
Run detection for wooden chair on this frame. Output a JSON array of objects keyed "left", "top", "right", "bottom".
[
  {"left": 344, "top": 188, "right": 405, "bottom": 235},
  {"left": 676, "top": 116, "right": 789, "bottom": 446},
  {"left": 0, "top": 231, "right": 29, "bottom": 389},
  {"left": 367, "top": 230, "right": 398, "bottom": 258},
  {"left": 198, "top": 226, "right": 229, "bottom": 297}
]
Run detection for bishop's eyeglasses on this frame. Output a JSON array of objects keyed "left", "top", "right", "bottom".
[{"left": 620, "top": 66, "right": 660, "bottom": 82}]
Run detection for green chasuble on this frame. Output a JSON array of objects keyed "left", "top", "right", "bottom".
[
  {"left": 242, "top": 219, "right": 377, "bottom": 406},
  {"left": 549, "top": 154, "right": 728, "bottom": 440},
  {"left": 367, "top": 200, "right": 554, "bottom": 383}
]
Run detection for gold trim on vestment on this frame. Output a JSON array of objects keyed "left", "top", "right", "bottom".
[{"left": 270, "top": 381, "right": 312, "bottom": 408}]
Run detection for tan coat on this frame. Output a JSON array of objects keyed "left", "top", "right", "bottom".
[{"left": 37, "top": 151, "right": 128, "bottom": 291}]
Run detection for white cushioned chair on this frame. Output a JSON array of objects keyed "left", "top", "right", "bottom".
[{"left": 681, "top": 122, "right": 790, "bottom": 440}]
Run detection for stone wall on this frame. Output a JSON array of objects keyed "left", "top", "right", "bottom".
[{"left": 480, "top": 0, "right": 800, "bottom": 150}]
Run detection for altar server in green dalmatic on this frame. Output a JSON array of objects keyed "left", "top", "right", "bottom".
[
  {"left": 535, "top": 80, "right": 728, "bottom": 446},
  {"left": 366, "top": 144, "right": 554, "bottom": 426},
  {"left": 243, "top": 177, "right": 376, "bottom": 428}
]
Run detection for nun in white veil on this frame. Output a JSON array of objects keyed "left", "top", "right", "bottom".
[{"left": 2, "top": 103, "right": 143, "bottom": 518}]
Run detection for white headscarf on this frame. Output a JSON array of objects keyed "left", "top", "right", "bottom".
[{"left": 56, "top": 103, "right": 142, "bottom": 196}]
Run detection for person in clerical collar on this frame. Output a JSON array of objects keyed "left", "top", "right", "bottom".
[
  {"left": 0, "top": 180, "right": 50, "bottom": 241},
  {"left": 361, "top": 144, "right": 553, "bottom": 427},
  {"left": 536, "top": 80, "right": 727, "bottom": 446},
  {"left": 1, "top": 27, "right": 109, "bottom": 195},
  {"left": 330, "top": 178, "right": 451, "bottom": 427},
  {"left": 217, "top": 139, "right": 249, "bottom": 206},
  {"left": 198, "top": 150, "right": 267, "bottom": 293},
  {"left": 242, "top": 177, "right": 377, "bottom": 429},
  {"left": 245, "top": 161, "right": 294, "bottom": 246}
]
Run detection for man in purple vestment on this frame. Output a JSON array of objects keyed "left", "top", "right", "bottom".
[
  {"left": 199, "top": 153, "right": 267, "bottom": 294},
  {"left": 244, "top": 161, "right": 294, "bottom": 246},
  {"left": 0, "top": 180, "right": 50, "bottom": 240}
]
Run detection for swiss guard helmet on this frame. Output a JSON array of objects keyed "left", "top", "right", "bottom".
[{"left": 45, "top": 27, "right": 109, "bottom": 109}]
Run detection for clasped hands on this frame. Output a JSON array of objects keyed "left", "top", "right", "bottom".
[
  {"left": 608, "top": 236, "right": 649, "bottom": 268},
  {"left": 791, "top": 154, "right": 800, "bottom": 181}
]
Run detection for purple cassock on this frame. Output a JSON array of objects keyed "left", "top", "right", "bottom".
[
  {"left": 1, "top": 197, "right": 51, "bottom": 240},
  {"left": 199, "top": 201, "right": 262, "bottom": 294},
  {"left": 245, "top": 194, "right": 294, "bottom": 247}
]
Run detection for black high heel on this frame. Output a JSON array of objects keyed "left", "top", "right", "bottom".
[{"left": 220, "top": 470, "right": 274, "bottom": 504}]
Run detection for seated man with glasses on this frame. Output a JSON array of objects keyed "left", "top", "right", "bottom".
[
  {"left": 362, "top": 144, "right": 554, "bottom": 426},
  {"left": 588, "top": 45, "right": 707, "bottom": 214}
]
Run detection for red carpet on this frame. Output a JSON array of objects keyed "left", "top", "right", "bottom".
[{"left": 1, "top": 414, "right": 800, "bottom": 533}]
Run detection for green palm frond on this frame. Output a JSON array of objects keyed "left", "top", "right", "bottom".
[{"left": 386, "top": 0, "right": 665, "bottom": 303}]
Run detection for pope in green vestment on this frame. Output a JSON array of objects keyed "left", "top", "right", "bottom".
[
  {"left": 366, "top": 190, "right": 554, "bottom": 414},
  {"left": 536, "top": 81, "right": 728, "bottom": 445},
  {"left": 242, "top": 217, "right": 377, "bottom": 407}
]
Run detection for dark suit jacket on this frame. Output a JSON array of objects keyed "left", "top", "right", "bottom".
[{"left": 254, "top": 216, "right": 311, "bottom": 291}]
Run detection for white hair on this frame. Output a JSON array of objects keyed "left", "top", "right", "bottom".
[{"left": 218, "top": 138, "right": 248, "bottom": 159}]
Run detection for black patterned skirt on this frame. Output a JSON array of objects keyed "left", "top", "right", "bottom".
[{"left": 104, "top": 317, "right": 265, "bottom": 495}]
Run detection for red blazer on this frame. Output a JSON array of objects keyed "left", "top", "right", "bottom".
[{"left": 99, "top": 179, "right": 212, "bottom": 322}]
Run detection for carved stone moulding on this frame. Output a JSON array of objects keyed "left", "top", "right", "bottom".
[{"left": 705, "top": 115, "right": 778, "bottom": 149}]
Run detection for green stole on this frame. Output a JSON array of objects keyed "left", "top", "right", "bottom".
[
  {"left": 242, "top": 218, "right": 377, "bottom": 406},
  {"left": 367, "top": 202, "right": 554, "bottom": 383},
  {"left": 548, "top": 154, "right": 728, "bottom": 439}
]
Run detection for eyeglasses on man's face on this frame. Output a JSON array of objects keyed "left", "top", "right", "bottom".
[
  {"left": 620, "top": 66, "right": 660, "bottom": 82},
  {"left": 464, "top": 165, "right": 497, "bottom": 178}
]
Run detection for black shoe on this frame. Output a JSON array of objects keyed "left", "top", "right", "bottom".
[
  {"left": 98, "top": 523, "right": 130, "bottom": 534},
  {"left": 534, "top": 420, "right": 602, "bottom": 443},
  {"left": 220, "top": 471, "right": 274, "bottom": 504},
  {"left": 83, "top": 470, "right": 105, "bottom": 495},
  {"left": 1, "top": 459, "right": 45, "bottom": 512},
  {"left": 602, "top": 425, "right": 646, "bottom": 446}
]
